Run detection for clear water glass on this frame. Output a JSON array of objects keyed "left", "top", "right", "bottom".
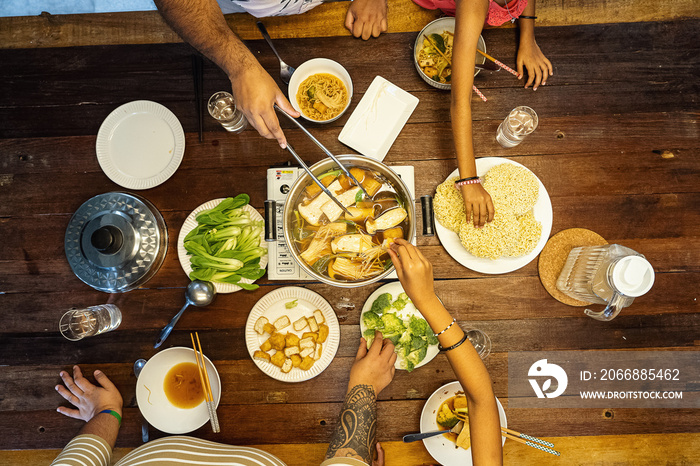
[
  {"left": 207, "top": 91, "right": 248, "bottom": 133},
  {"left": 496, "top": 106, "right": 538, "bottom": 148},
  {"left": 467, "top": 329, "right": 491, "bottom": 359},
  {"left": 59, "top": 304, "right": 122, "bottom": 341}
]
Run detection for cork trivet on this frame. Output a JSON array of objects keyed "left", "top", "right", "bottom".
[{"left": 538, "top": 228, "right": 608, "bottom": 306}]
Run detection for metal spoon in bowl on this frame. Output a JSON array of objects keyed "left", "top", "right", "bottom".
[
  {"left": 257, "top": 21, "right": 295, "bottom": 84},
  {"left": 133, "top": 359, "right": 149, "bottom": 443},
  {"left": 154, "top": 280, "right": 216, "bottom": 348}
]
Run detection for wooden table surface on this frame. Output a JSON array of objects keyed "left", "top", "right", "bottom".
[{"left": 1, "top": 17, "right": 699, "bottom": 465}]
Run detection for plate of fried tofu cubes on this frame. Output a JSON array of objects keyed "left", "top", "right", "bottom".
[{"left": 245, "top": 286, "right": 340, "bottom": 382}]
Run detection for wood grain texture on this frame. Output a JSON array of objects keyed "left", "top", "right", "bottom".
[
  {"left": 1, "top": 0, "right": 699, "bottom": 50},
  {"left": 0, "top": 18, "right": 699, "bottom": 461}
]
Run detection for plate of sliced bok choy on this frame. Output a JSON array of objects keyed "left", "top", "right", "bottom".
[{"left": 178, "top": 194, "right": 268, "bottom": 293}]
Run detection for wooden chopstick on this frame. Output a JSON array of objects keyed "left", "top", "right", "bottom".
[
  {"left": 422, "top": 34, "right": 487, "bottom": 102},
  {"left": 195, "top": 332, "right": 214, "bottom": 400},
  {"left": 190, "top": 333, "right": 210, "bottom": 402},
  {"left": 191, "top": 54, "right": 204, "bottom": 142},
  {"left": 501, "top": 429, "right": 560, "bottom": 456},
  {"left": 476, "top": 49, "right": 519, "bottom": 77},
  {"left": 191, "top": 332, "right": 220, "bottom": 433},
  {"left": 423, "top": 34, "right": 452, "bottom": 65}
]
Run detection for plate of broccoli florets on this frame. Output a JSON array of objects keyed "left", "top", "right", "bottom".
[{"left": 360, "top": 281, "right": 440, "bottom": 372}]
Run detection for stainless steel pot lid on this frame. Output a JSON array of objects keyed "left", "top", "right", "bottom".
[{"left": 65, "top": 192, "right": 167, "bottom": 292}]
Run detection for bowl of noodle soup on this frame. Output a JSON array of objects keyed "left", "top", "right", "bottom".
[
  {"left": 414, "top": 17, "right": 486, "bottom": 91},
  {"left": 288, "top": 58, "right": 353, "bottom": 123}
]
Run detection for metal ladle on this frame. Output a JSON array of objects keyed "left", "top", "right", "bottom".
[{"left": 154, "top": 280, "right": 216, "bottom": 348}]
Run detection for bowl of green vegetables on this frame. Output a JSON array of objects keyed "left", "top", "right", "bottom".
[
  {"left": 177, "top": 194, "right": 268, "bottom": 293},
  {"left": 360, "top": 281, "right": 439, "bottom": 372}
]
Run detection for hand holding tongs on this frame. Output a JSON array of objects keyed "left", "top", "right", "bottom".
[{"left": 274, "top": 105, "right": 371, "bottom": 201}]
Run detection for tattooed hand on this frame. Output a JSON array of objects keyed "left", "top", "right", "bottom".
[
  {"left": 325, "top": 384, "right": 377, "bottom": 464},
  {"left": 325, "top": 333, "right": 396, "bottom": 465},
  {"left": 348, "top": 331, "right": 397, "bottom": 396}
]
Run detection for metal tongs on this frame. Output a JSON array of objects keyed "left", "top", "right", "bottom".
[{"left": 274, "top": 105, "right": 370, "bottom": 215}]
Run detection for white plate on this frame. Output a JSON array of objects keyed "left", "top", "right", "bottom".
[
  {"left": 338, "top": 76, "right": 419, "bottom": 162},
  {"left": 435, "top": 157, "right": 553, "bottom": 274},
  {"left": 178, "top": 198, "right": 268, "bottom": 293},
  {"left": 135, "top": 347, "right": 221, "bottom": 435},
  {"left": 245, "top": 286, "right": 340, "bottom": 382},
  {"left": 420, "top": 381, "right": 507, "bottom": 465},
  {"left": 359, "top": 281, "right": 439, "bottom": 371},
  {"left": 96, "top": 100, "right": 185, "bottom": 190}
]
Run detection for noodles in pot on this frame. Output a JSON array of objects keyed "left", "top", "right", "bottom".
[{"left": 296, "top": 73, "right": 348, "bottom": 121}]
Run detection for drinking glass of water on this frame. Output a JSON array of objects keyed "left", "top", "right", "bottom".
[
  {"left": 59, "top": 305, "right": 122, "bottom": 341},
  {"left": 207, "top": 91, "right": 248, "bottom": 133},
  {"left": 466, "top": 328, "right": 492, "bottom": 359},
  {"left": 496, "top": 106, "right": 538, "bottom": 148}
]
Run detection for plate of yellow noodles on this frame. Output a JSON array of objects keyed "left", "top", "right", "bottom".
[
  {"left": 288, "top": 58, "right": 353, "bottom": 123},
  {"left": 433, "top": 157, "right": 552, "bottom": 274}
]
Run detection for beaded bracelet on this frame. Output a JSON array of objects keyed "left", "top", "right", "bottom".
[
  {"left": 454, "top": 178, "right": 481, "bottom": 188},
  {"left": 434, "top": 318, "right": 456, "bottom": 337},
  {"left": 439, "top": 333, "right": 469, "bottom": 352},
  {"left": 99, "top": 409, "right": 122, "bottom": 426},
  {"left": 519, "top": 15, "right": 537, "bottom": 19}
]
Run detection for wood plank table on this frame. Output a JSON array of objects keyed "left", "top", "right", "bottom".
[{"left": 1, "top": 18, "right": 698, "bottom": 465}]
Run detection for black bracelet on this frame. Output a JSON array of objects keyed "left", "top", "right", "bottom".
[
  {"left": 439, "top": 332, "right": 469, "bottom": 352},
  {"left": 519, "top": 15, "right": 537, "bottom": 19},
  {"left": 455, "top": 176, "right": 479, "bottom": 184}
]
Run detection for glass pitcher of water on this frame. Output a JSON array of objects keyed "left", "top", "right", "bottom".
[{"left": 556, "top": 244, "right": 655, "bottom": 321}]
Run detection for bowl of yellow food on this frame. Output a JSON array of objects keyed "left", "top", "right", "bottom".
[
  {"left": 288, "top": 58, "right": 353, "bottom": 123},
  {"left": 414, "top": 17, "right": 486, "bottom": 91}
]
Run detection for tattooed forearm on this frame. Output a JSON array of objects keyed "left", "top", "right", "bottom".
[{"left": 325, "top": 384, "right": 377, "bottom": 464}]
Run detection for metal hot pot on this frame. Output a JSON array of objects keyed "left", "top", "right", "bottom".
[{"left": 282, "top": 155, "right": 416, "bottom": 288}]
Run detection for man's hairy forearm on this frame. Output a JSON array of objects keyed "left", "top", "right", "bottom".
[
  {"left": 154, "top": 0, "right": 257, "bottom": 78},
  {"left": 325, "top": 384, "right": 377, "bottom": 464}
]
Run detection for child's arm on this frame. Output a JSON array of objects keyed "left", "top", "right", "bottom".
[
  {"left": 516, "top": 0, "right": 553, "bottom": 90},
  {"left": 388, "top": 239, "right": 503, "bottom": 465},
  {"left": 452, "top": 0, "right": 496, "bottom": 228}
]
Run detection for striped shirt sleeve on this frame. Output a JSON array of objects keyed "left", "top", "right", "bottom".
[
  {"left": 115, "top": 436, "right": 287, "bottom": 466},
  {"left": 50, "top": 434, "right": 112, "bottom": 466}
]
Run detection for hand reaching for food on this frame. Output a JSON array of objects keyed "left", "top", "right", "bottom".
[
  {"left": 460, "top": 183, "right": 495, "bottom": 227},
  {"left": 387, "top": 239, "right": 437, "bottom": 309},
  {"left": 230, "top": 65, "right": 299, "bottom": 148},
  {"left": 517, "top": 38, "right": 553, "bottom": 90},
  {"left": 348, "top": 331, "right": 397, "bottom": 396},
  {"left": 55, "top": 366, "right": 123, "bottom": 422},
  {"left": 345, "top": 0, "right": 388, "bottom": 40}
]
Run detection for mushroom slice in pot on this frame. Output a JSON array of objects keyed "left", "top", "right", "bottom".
[
  {"left": 300, "top": 238, "right": 331, "bottom": 266},
  {"left": 331, "top": 234, "right": 374, "bottom": 254},
  {"left": 365, "top": 207, "right": 408, "bottom": 234},
  {"left": 345, "top": 206, "right": 374, "bottom": 222},
  {"left": 299, "top": 223, "right": 347, "bottom": 265}
]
